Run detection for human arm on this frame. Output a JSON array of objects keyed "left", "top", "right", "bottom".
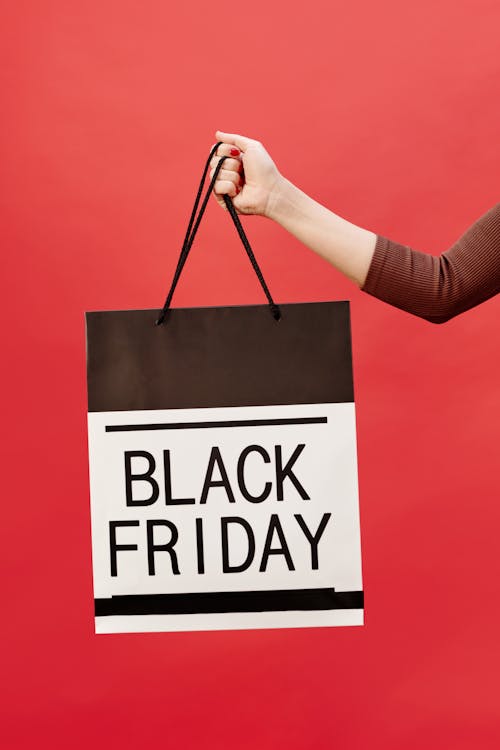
[
  {"left": 265, "top": 176, "right": 377, "bottom": 287},
  {"left": 360, "top": 204, "right": 500, "bottom": 322},
  {"left": 210, "top": 131, "right": 376, "bottom": 286},
  {"left": 211, "top": 131, "right": 500, "bottom": 323}
]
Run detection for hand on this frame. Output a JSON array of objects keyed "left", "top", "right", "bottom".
[{"left": 210, "top": 130, "right": 284, "bottom": 217}]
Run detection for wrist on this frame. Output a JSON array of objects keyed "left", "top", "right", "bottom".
[{"left": 263, "top": 174, "right": 298, "bottom": 221}]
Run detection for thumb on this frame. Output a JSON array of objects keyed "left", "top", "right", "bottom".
[{"left": 215, "top": 130, "right": 255, "bottom": 153}]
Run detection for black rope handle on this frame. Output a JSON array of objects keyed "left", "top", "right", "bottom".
[
  {"left": 222, "top": 193, "right": 281, "bottom": 320},
  {"left": 161, "top": 141, "right": 221, "bottom": 311},
  {"left": 155, "top": 142, "right": 281, "bottom": 325}
]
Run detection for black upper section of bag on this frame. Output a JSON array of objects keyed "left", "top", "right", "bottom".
[{"left": 86, "top": 301, "right": 354, "bottom": 412}]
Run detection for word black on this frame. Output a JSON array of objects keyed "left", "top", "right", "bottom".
[{"left": 124, "top": 444, "right": 310, "bottom": 506}]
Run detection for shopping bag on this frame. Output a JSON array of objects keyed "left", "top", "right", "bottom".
[{"left": 85, "top": 143, "right": 364, "bottom": 634}]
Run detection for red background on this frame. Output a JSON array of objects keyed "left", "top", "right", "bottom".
[{"left": 2, "top": 1, "right": 499, "bottom": 748}]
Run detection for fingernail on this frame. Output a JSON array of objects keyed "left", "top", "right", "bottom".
[{"left": 230, "top": 148, "right": 240, "bottom": 156}]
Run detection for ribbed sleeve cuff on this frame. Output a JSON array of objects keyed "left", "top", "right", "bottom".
[{"left": 360, "top": 234, "right": 391, "bottom": 297}]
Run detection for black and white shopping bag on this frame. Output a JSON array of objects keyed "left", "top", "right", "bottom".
[{"left": 85, "top": 144, "right": 364, "bottom": 634}]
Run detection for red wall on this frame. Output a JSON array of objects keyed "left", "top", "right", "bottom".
[{"left": 2, "top": 1, "right": 499, "bottom": 748}]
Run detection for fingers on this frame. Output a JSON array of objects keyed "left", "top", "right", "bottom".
[
  {"left": 215, "top": 130, "right": 257, "bottom": 153},
  {"left": 209, "top": 157, "right": 242, "bottom": 207},
  {"left": 210, "top": 142, "right": 243, "bottom": 160},
  {"left": 209, "top": 156, "right": 241, "bottom": 172},
  {"left": 209, "top": 153, "right": 243, "bottom": 196},
  {"left": 209, "top": 167, "right": 241, "bottom": 185},
  {"left": 209, "top": 136, "right": 247, "bottom": 212},
  {"left": 213, "top": 188, "right": 238, "bottom": 212},
  {"left": 213, "top": 179, "right": 239, "bottom": 197}
]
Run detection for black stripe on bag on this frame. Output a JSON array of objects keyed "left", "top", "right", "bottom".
[
  {"left": 105, "top": 416, "right": 328, "bottom": 432},
  {"left": 94, "top": 589, "right": 364, "bottom": 617}
]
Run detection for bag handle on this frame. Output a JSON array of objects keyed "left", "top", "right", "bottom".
[{"left": 155, "top": 142, "right": 281, "bottom": 325}]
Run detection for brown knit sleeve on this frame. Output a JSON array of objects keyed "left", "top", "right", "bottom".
[{"left": 361, "top": 203, "right": 500, "bottom": 323}]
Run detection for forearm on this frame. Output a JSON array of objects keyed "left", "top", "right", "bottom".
[
  {"left": 267, "top": 176, "right": 500, "bottom": 323},
  {"left": 266, "top": 176, "right": 377, "bottom": 287}
]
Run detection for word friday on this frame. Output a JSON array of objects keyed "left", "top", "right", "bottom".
[{"left": 108, "top": 444, "right": 332, "bottom": 577}]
